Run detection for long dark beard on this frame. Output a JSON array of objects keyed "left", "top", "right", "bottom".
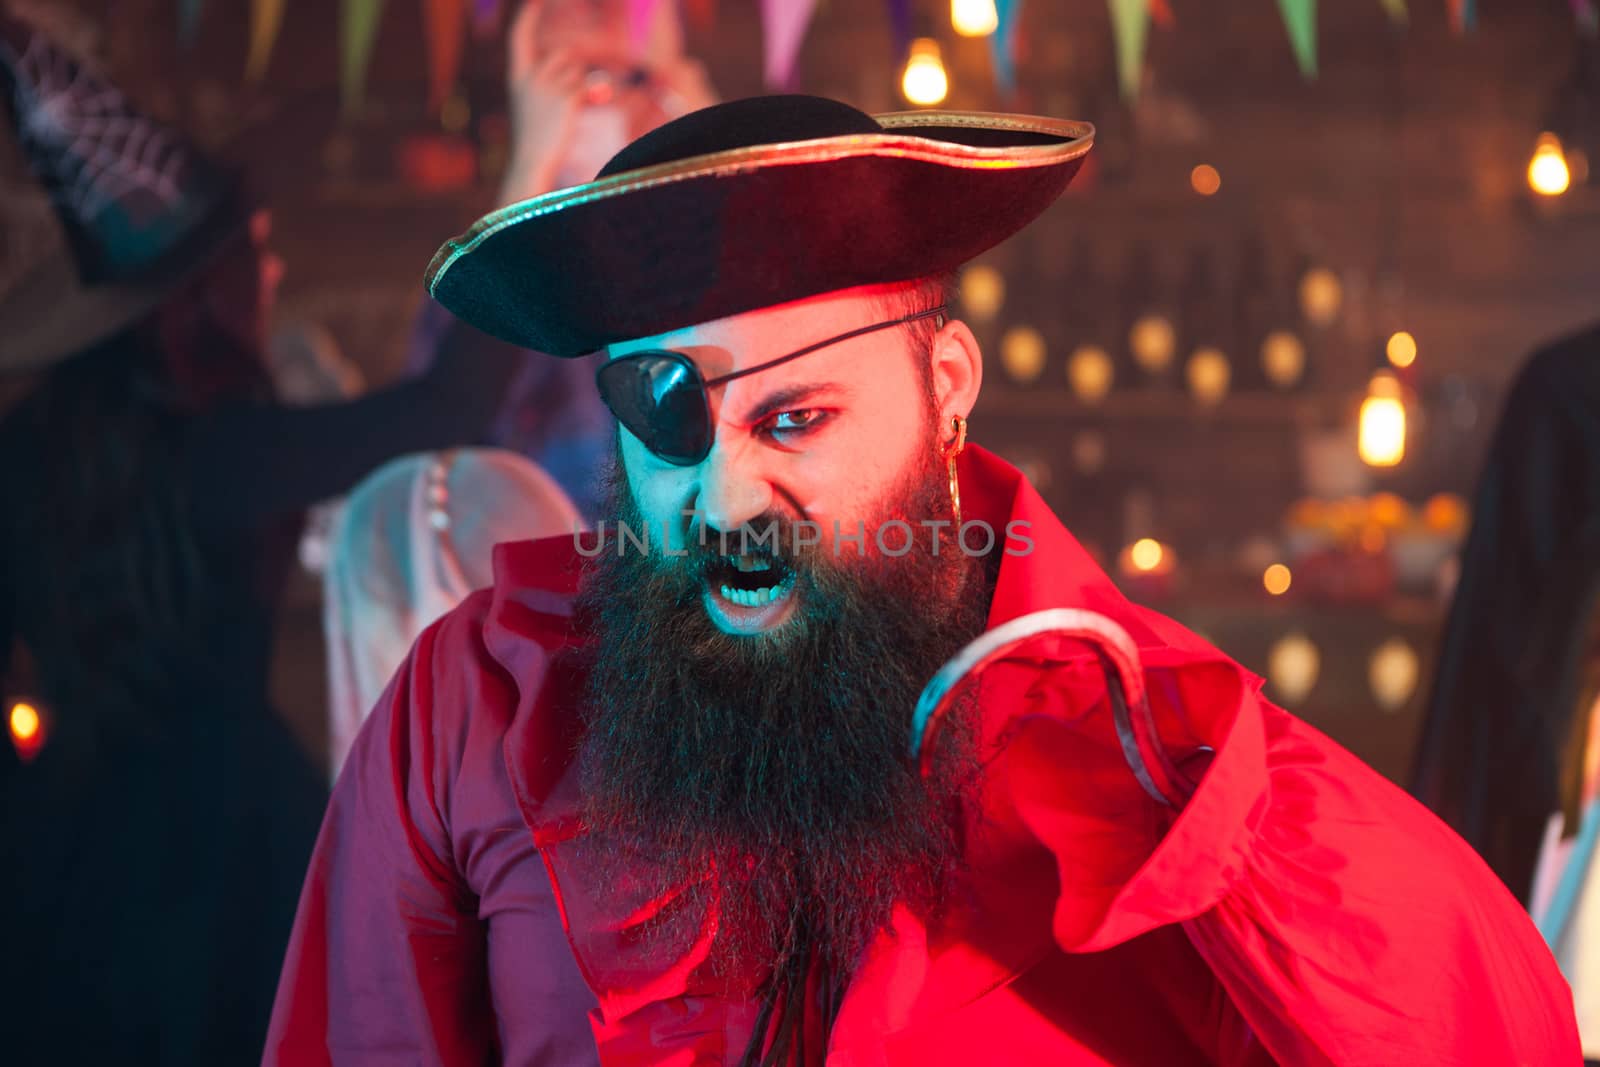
[{"left": 571, "top": 442, "right": 992, "bottom": 1009}]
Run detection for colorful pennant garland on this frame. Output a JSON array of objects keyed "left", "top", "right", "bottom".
[
  {"left": 1108, "top": 0, "right": 1149, "bottom": 102},
  {"left": 886, "top": 0, "right": 913, "bottom": 64},
  {"left": 1276, "top": 0, "right": 1316, "bottom": 79},
  {"left": 991, "top": 0, "right": 1024, "bottom": 95},
  {"left": 423, "top": 0, "right": 467, "bottom": 113},
  {"left": 760, "top": 0, "right": 817, "bottom": 91},
  {"left": 341, "top": 0, "right": 388, "bottom": 116},
  {"left": 245, "top": 0, "right": 287, "bottom": 81}
]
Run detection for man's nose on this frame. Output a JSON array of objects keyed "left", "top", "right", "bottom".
[{"left": 693, "top": 435, "right": 774, "bottom": 536}]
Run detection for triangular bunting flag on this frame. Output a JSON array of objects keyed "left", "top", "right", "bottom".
[
  {"left": 991, "top": 0, "right": 1024, "bottom": 94},
  {"left": 245, "top": 0, "right": 286, "bottom": 81},
  {"left": 1275, "top": 0, "right": 1316, "bottom": 79},
  {"left": 886, "top": 0, "right": 913, "bottom": 62},
  {"left": 424, "top": 0, "right": 468, "bottom": 113},
  {"left": 760, "top": 0, "right": 817, "bottom": 91},
  {"left": 341, "top": 0, "right": 388, "bottom": 116},
  {"left": 1108, "top": 0, "right": 1149, "bottom": 102}
]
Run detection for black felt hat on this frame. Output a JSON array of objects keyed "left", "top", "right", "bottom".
[
  {"left": 0, "top": 10, "right": 250, "bottom": 373},
  {"left": 425, "top": 94, "right": 1093, "bottom": 357}
]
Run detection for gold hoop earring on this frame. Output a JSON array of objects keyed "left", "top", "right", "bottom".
[{"left": 945, "top": 414, "right": 967, "bottom": 527}]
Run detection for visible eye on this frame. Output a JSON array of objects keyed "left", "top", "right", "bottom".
[{"left": 765, "top": 409, "right": 830, "bottom": 438}]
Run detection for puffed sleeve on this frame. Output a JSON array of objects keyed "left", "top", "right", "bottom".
[{"left": 1004, "top": 653, "right": 1582, "bottom": 1066}]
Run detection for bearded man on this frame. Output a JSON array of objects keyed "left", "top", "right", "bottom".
[{"left": 265, "top": 96, "right": 1579, "bottom": 1065}]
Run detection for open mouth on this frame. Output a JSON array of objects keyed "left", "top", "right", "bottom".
[
  {"left": 701, "top": 551, "right": 799, "bottom": 632},
  {"left": 706, "top": 551, "right": 796, "bottom": 606}
]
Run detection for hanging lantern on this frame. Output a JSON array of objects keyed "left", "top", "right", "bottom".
[
  {"left": 1260, "top": 330, "right": 1306, "bottom": 388},
  {"left": 1129, "top": 315, "right": 1176, "bottom": 373},
  {"left": 961, "top": 264, "right": 1006, "bottom": 321},
  {"left": 1529, "top": 132, "right": 1572, "bottom": 196},
  {"left": 1067, "top": 344, "right": 1114, "bottom": 403},
  {"left": 1186, "top": 346, "right": 1231, "bottom": 406},
  {"left": 951, "top": 0, "right": 998, "bottom": 37},
  {"left": 901, "top": 38, "right": 949, "bottom": 106},
  {"left": 1358, "top": 371, "right": 1406, "bottom": 467},
  {"left": 1298, "top": 267, "right": 1343, "bottom": 326},
  {"left": 1268, "top": 633, "right": 1320, "bottom": 705},
  {"left": 1000, "top": 325, "right": 1046, "bottom": 383},
  {"left": 1369, "top": 638, "right": 1420, "bottom": 712}
]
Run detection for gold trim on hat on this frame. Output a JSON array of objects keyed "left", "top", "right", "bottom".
[{"left": 424, "top": 111, "right": 1094, "bottom": 294}]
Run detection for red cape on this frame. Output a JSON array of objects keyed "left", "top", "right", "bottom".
[{"left": 266, "top": 447, "right": 1579, "bottom": 1064}]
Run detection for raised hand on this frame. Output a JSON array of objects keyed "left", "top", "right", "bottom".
[{"left": 498, "top": 1, "right": 587, "bottom": 206}]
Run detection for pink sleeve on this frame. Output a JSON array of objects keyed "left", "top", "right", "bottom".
[
  {"left": 1006, "top": 656, "right": 1582, "bottom": 1066},
  {"left": 262, "top": 614, "right": 495, "bottom": 1066}
]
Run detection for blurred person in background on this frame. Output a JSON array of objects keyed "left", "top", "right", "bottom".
[
  {"left": 0, "top": 9, "right": 532, "bottom": 1063},
  {"left": 406, "top": 0, "right": 718, "bottom": 522},
  {"left": 1410, "top": 321, "right": 1600, "bottom": 1060},
  {"left": 322, "top": 448, "right": 581, "bottom": 779}
]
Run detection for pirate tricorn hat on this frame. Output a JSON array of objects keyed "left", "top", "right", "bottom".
[
  {"left": 0, "top": 9, "right": 251, "bottom": 374},
  {"left": 426, "top": 94, "right": 1093, "bottom": 357}
]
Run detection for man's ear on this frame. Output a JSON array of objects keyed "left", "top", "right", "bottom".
[{"left": 929, "top": 317, "right": 983, "bottom": 425}]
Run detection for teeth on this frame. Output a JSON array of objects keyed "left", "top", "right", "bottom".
[
  {"left": 732, "top": 554, "right": 773, "bottom": 573},
  {"left": 718, "top": 581, "right": 790, "bottom": 609}
]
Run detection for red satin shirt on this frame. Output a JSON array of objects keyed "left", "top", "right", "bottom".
[{"left": 265, "top": 447, "right": 1580, "bottom": 1065}]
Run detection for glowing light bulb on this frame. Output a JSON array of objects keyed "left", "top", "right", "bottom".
[
  {"left": 1298, "top": 267, "right": 1343, "bottom": 327},
  {"left": 1263, "top": 563, "right": 1292, "bottom": 596},
  {"left": 951, "top": 0, "right": 999, "bottom": 37},
  {"left": 1359, "top": 372, "right": 1406, "bottom": 467},
  {"left": 1268, "top": 633, "right": 1320, "bottom": 705},
  {"left": 1369, "top": 638, "right": 1420, "bottom": 712},
  {"left": 1129, "top": 315, "right": 1176, "bottom": 373},
  {"left": 961, "top": 264, "right": 1005, "bottom": 320},
  {"left": 9, "top": 702, "right": 39, "bottom": 743},
  {"left": 1130, "top": 538, "right": 1163, "bottom": 572},
  {"left": 1190, "top": 164, "right": 1221, "bottom": 196},
  {"left": 1529, "top": 134, "right": 1572, "bottom": 197},
  {"left": 1067, "top": 344, "right": 1114, "bottom": 403},
  {"left": 1386, "top": 330, "right": 1417, "bottom": 368},
  {"left": 901, "top": 38, "right": 949, "bottom": 107},
  {"left": 1000, "top": 325, "right": 1046, "bottom": 383},
  {"left": 1186, "top": 347, "right": 1231, "bottom": 406},
  {"left": 1261, "top": 330, "right": 1306, "bottom": 387}
]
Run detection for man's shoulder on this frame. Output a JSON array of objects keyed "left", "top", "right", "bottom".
[
  {"left": 420, "top": 534, "right": 587, "bottom": 652},
  {"left": 387, "top": 535, "right": 589, "bottom": 806}
]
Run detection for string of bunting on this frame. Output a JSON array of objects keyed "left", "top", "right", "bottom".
[{"left": 173, "top": 1, "right": 1594, "bottom": 114}]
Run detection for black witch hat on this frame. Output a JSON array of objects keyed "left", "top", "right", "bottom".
[{"left": 0, "top": 9, "right": 250, "bottom": 373}]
